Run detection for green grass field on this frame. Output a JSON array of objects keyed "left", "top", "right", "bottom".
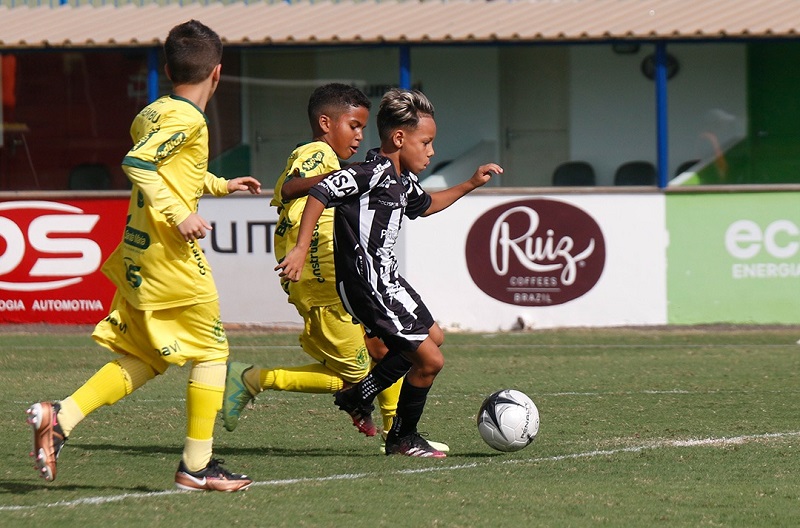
[{"left": 1, "top": 326, "right": 799, "bottom": 527}]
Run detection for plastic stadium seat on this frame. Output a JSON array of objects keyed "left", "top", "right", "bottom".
[
  {"left": 614, "top": 161, "right": 657, "bottom": 186},
  {"left": 552, "top": 161, "right": 596, "bottom": 186},
  {"left": 68, "top": 163, "right": 112, "bottom": 190}
]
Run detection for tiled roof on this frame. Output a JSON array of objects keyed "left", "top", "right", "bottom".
[{"left": 1, "top": 0, "right": 799, "bottom": 50}]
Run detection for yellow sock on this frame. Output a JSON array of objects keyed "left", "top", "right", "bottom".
[
  {"left": 259, "top": 363, "right": 344, "bottom": 393},
  {"left": 55, "top": 398, "right": 84, "bottom": 438},
  {"left": 242, "top": 367, "right": 262, "bottom": 396},
  {"left": 377, "top": 376, "right": 402, "bottom": 433},
  {"left": 184, "top": 361, "right": 225, "bottom": 471},
  {"left": 183, "top": 437, "right": 213, "bottom": 473},
  {"left": 59, "top": 355, "right": 156, "bottom": 436}
]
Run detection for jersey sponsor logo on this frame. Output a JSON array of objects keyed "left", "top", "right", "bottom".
[
  {"left": 156, "top": 339, "right": 181, "bottom": 357},
  {"left": 465, "top": 198, "right": 605, "bottom": 306},
  {"left": 372, "top": 160, "right": 392, "bottom": 176},
  {"left": 380, "top": 227, "right": 399, "bottom": 244},
  {"left": 123, "top": 257, "right": 143, "bottom": 289},
  {"left": 309, "top": 222, "right": 325, "bottom": 283},
  {"left": 155, "top": 132, "right": 186, "bottom": 161},
  {"left": 124, "top": 226, "right": 150, "bottom": 249},
  {"left": 275, "top": 217, "right": 290, "bottom": 237},
  {"left": 301, "top": 151, "right": 325, "bottom": 172},
  {"left": 0, "top": 201, "right": 102, "bottom": 292},
  {"left": 103, "top": 312, "right": 128, "bottom": 334},
  {"left": 130, "top": 125, "right": 159, "bottom": 152},
  {"left": 189, "top": 240, "right": 207, "bottom": 276},
  {"left": 324, "top": 169, "right": 358, "bottom": 197}
]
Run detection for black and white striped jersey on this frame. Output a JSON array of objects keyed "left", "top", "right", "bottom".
[{"left": 308, "top": 149, "right": 434, "bottom": 347}]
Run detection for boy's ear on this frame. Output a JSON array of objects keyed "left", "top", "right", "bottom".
[
  {"left": 211, "top": 64, "right": 222, "bottom": 83},
  {"left": 318, "top": 114, "right": 332, "bottom": 133},
  {"left": 164, "top": 64, "right": 172, "bottom": 82},
  {"left": 392, "top": 129, "right": 405, "bottom": 148}
]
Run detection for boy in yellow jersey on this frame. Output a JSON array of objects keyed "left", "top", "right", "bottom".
[
  {"left": 25, "top": 20, "right": 260, "bottom": 492},
  {"left": 222, "top": 84, "right": 448, "bottom": 452}
]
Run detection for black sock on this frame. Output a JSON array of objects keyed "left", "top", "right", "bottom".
[
  {"left": 390, "top": 378, "right": 430, "bottom": 437},
  {"left": 358, "top": 353, "right": 412, "bottom": 401}
]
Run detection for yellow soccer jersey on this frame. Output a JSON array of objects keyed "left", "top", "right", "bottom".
[
  {"left": 105, "top": 94, "right": 230, "bottom": 311},
  {"left": 272, "top": 141, "right": 340, "bottom": 312}
]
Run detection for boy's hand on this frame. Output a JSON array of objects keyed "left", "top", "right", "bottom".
[
  {"left": 470, "top": 163, "right": 504, "bottom": 189},
  {"left": 227, "top": 176, "right": 262, "bottom": 194},
  {"left": 177, "top": 212, "right": 213, "bottom": 241},
  {"left": 274, "top": 247, "right": 307, "bottom": 282}
]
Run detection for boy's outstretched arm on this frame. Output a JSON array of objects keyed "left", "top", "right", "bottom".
[
  {"left": 280, "top": 169, "right": 328, "bottom": 200},
  {"left": 227, "top": 176, "right": 261, "bottom": 195},
  {"left": 423, "top": 163, "right": 503, "bottom": 217},
  {"left": 204, "top": 173, "right": 261, "bottom": 196},
  {"left": 274, "top": 195, "right": 326, "bottom": 282}
]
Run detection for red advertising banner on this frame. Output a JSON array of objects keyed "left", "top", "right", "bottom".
[{"left": 0, "top": 197, "right": 127, "bottom": 324}]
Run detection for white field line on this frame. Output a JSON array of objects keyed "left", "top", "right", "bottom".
[{"left": 2, "top": 431, "right": 797, "bottom": 513}]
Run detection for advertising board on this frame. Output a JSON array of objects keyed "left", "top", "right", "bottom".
[
  {"left": 667, "top": 192, "right": 800, "bottom": 324},
  {"left": 403, "top": 193, "right": 668, "bottom": 331},
  {"left": 198, "top": 195, "right": 302, "bottom": 327},
  {"left": 0, "top": 198, "right": 127, "bottom": 323}
]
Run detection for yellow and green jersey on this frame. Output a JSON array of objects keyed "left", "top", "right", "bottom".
[
  {"left": 272, "top": 141, "right": 340, "bottom": 312},
  {"left": 106, "top": 94, "right": 229, "bottom": 311}
]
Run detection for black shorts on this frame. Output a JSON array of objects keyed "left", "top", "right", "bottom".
[{"left": 338, "top": 274, "right": 433, "bottom": 353}]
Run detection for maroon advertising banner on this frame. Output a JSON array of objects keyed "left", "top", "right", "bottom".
[{"left": 0, "top": 197, "right": 127, "bottom": 324}]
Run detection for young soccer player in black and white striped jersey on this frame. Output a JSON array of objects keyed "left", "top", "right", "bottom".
[{"left": 276, "top": 88, "right": 502, "bottom": 457}]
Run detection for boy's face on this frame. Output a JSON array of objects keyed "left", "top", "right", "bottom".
[
  {"left": 322, "top": 105, "right": 370, "bottom": 160},
  {"left": 398, "top": 114, "right": 436, "bottom": 175}
]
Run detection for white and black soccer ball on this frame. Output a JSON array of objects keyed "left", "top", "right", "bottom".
[{"left": 477, "top": 389, "right": 539, "bottom": 452}]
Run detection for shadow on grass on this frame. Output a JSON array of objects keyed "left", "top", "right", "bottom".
[
  {"left": 74, "top": 443, "right": 506, "bottom": 459},
  {"left": 0, "top": 479, "right": 162, "bottom": 496},
  {"left": 3, "top": 446, "right": 503, "bottom": 499},
  {"left": 74, "top": 442, "right": 375, "bottom": 458}
]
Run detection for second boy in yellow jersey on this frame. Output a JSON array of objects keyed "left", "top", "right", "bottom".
[{"left": 223, "top": 84, "right": 380, "bottom": 427}]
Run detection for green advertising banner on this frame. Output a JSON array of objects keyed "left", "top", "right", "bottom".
[{"left": 667, "top": 192, "right": 800, "bottom": 324}]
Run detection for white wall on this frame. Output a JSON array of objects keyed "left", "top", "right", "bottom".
[
  {"left": 665, "top": 43, "right": 747, "bottom": 173},
  {"left": 412, "top": 47, "right": 501, "bottom": 175},
  {"left": 570, "top": 43, "right": 747, "bottom": 184},
  {"left": 246, "top": 47, "right": 501, "bottom": 180},
  {"left": 243, "top": 43, "right": 746, "bottom": 187},
  {"left": 318, "top": 46, "right": 501, "bottom": 178}
]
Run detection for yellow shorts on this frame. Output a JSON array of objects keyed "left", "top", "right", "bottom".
[
  {"left": 298, "top": 302, "right": 371, "bottom": 384},
  {"left": 92, "top": 292, "right": 229, "bottom": 375}
]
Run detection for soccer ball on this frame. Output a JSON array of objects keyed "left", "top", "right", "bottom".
[{"left": 477, "top": 389, "right": 539, "bottom": 452}]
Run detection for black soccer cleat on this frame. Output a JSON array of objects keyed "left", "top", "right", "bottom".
[{"left": 333, "top": 387, "right": 377, "bottom": 437}]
